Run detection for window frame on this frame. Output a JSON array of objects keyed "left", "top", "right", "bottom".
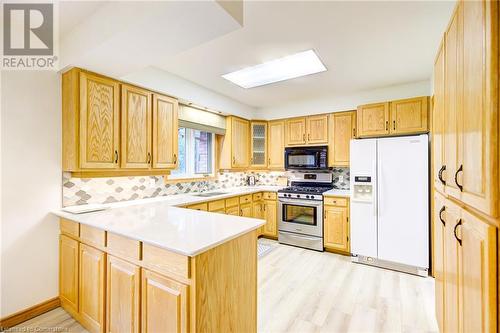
[{"left": 168, "top": 127, "right": 216, "bottom": 181}]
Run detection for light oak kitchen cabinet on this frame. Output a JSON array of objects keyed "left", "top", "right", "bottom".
[
  {"left": 62, "top": 68, "right": 179, "bottom": 177},
  {"left": 262, "top": 192, "right": 278, "bottom": 238},
  {"left": 432, "top": 40, "right": 446, "bottom": 195},
  {"left": 432, "top": 192, "right": 446, "bottom": 333},
  {"left": 328, "top": 111, "right": 356, "bottom": 167},
  {"left": 219, "top": 116, "right": 250, "bottom": 169},
  {"left": 250, "top": 121, "right": 267, "bottom": 168},
  {"left": 106, "top": 256, "right": 140, "bottom": 333},
  {"left": 267, "top": 120, "right": 285, "bottom": 169},
  {"left": 323, "top": 196, "right": 349, "bottom": 253},
  {"left": 121, "top": 84, "right": 152, "bottom": 169},
  {"left": 60, "top": 235, "right": 79, "bottom": 318},
  {"left": 356, "top": 102, "right": 389, "bottom": 137},
  {"left": 285, "top": 115, "right": 328, "bottom": 146}
]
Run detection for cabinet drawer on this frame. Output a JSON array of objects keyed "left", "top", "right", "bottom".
[
  {"left": 107, "top": 232, "right": 141, "bottom": 261},
  {"left": 324, "top": 197, "right": 348, "bottom": 207},
  {"left": 208, "top": 200, "right": 225, "bottom": 212},
  {"left": 225, "top": 197, "right": 239, "bottom": 208},
  {"left": 253, "top": 193, "right": 263, "bottom": 201},
  {"left": 80, "top": 224, "right": 106, "bottom": 248},
  {"left": 60, "top": 219, "right": 79, "bottom": 238},
  {"left": 187, "top": 202, "right": 208, "bottom": 211},
  {"left": 239, "top": 194, "right": 252, "bottom": 204},
  {"left": 263, "top": 192, "right": 277, "bottom": 200},
  {"left": 142, "top": 243, "right": 190, "bottom": 279}
]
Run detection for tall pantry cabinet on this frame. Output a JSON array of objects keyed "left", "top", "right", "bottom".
[{"left": 431, "top": 1, "right": 498, "bottom": 332}]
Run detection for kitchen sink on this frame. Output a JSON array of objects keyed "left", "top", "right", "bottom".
[{"left": 193, "top": 192, "right": 228, "bottom": 197}]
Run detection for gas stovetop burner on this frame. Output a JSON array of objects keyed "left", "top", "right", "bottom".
[{"left": 279, "top": 186, "right": 333, "bottom": 195}]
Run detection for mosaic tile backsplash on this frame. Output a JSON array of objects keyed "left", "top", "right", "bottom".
[{"left": 62, "top": 168, "right": 350, "bottom": 206}]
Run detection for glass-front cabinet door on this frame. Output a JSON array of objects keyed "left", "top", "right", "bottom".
[{"left": 250, "top": 122, "right": 267, "bottom": 168}]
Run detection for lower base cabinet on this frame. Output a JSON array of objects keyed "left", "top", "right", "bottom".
[
  {"left": 323, "top": 197, "right": 350, "bottom": 253},
  {"left": 263, "top": 199, "right": 277, "bottom": 238},
  {"left": 240, "top": 203, "right": 253, "bottom": 217},
  {"left": 141, "top": 269, "right": 188, "bottom": 333},
  {"left": 434, "top": 193, "right": 497, "bottom": 333},
  {"left": 60, "top": 235, "right": 79, "bottom": 317},
  {"left": 107, "top": 256, "right": 140, "bottom": 333},
  {"left": 79, "top": 244, "right": 106, "bottom": 333}
]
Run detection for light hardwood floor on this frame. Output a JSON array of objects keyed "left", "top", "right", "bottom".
[{"left": 12, "top": 241, "right": 437, "bottom": 333}]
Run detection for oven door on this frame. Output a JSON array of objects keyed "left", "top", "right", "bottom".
[
  {"left": 285, "top": 149, "right": 320, "bottom": 170},
  {"left": 278, "top": 198, "right": 323, "bottom": 237}
]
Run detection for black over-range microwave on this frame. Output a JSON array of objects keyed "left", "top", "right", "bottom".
[{"left": 284, "top": 146, "right": 328, "bottom": 170}]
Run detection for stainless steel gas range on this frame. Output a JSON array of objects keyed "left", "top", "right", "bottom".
[{"left": 278, "top": 172, "right": 333, "bottom": 251}]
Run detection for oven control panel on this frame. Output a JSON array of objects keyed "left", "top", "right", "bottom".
[{"left": 278, "top": 192, "right": 323, "bottom": 201}]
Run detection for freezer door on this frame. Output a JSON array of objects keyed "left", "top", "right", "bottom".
[
  {"left": 377, "top": 135, "right": 429, "bottom": 268},
  {"left": 350, "top": 139, "right": 378, "bottom": 258}
]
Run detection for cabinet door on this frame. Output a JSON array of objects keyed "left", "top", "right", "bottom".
[
  {"left": 231, "top": 117, "right": 250, "bottom": 168},
  {"left": 268, "top": 121, "right": 285, "bottom": 169},
  {"left": 263, "top": 200, "right": 277, "bottom": 237},
  {"left": 60, "top": 235, "right": 79, "bottom": 315},
  {"left": 433, "top": 41, "right": 446, "bottom": 194},
  {"left": 443, "top": 199, "right": 462, "bottom": 333},
  {"left": 152, "top": 94, "right": 178, "bottom": 169},
  {"left": 329, "top": 111, "right": 355, "bottom": 167},
  {"left": 459, "top": 0, "right": 498, "bottom": 217},
  {"left": 79, "top": 244, "right": 106, "bottom": 333},
  {"left": 286, "top": 118, "right": 306, "bottom": 145},
  {"left": 443, "top": 5, "right": 462, "bottom": 200},
  {"left": 107, "top": 256, "right": 140, "bottom": 333},
  {"left": 226, "top": 206, "right": 240, "bottom": 216},
  {"left": 252, "top": 201, "right": 263, "bottom": 219},
  {"left": 141, "top": 269, "right": 188, "bottom": 333},
  {"left": 240, "top": 203, "right": 253, "bottom": 217},
  {"left": 250, "top": 122, "right": 267, "bottom": 168},
  {"left": 79, "top": 72, "right": 120, "bottom": 169},
  {"left": 432, "top": 192, "right": 446, "bottom": 333},
  {"left": 121, "top": 85, "right": 152, "bottom": 169},
  {"left": 389, "top": 97, "right": 429, "bottom": 135},
  {"left": 356, "top": 102, "right": 389, "bottom": 137},
  {"left": 306, "top": 115, "right": 328, "bottom": 144},
  {"left": 323, "top": 205, "right": 349, "bottom": 252},
  {"left": 461, "top": 209, "right": 497, "bottom": 333}
]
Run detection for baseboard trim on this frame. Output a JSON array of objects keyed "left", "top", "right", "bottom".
[{"left": 0, "top": 297, "right": 60, "bottom": 329}]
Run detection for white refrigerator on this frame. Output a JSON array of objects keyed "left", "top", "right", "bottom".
[{"left": 350, "top": 134, "right": 429, "bottom": 275}]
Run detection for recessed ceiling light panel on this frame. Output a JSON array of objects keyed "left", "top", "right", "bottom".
[{"left": 222, "top": 49, "right": 327, "bottom": 89}]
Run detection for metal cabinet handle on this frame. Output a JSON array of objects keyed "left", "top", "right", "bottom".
[
  {"left": 385, "top": 121, "right": 388, "bottom": 131},
  {"left": 268, "top": 158, "right": 271, "bottom": 165},
  {"left": 147, "top": 152, "right": 151, "bottom": 164},
  {"left": 308, "top": 133, "right": 310, "bottom": 141},
  {"left": 439, "top": 206, "right": 446, "bottom": 226},
  {"left": 393, "top": 120, "right": 396, "bottom": 130},
  {"left": 352, "top": 127, "right": 356, "bottom": 137},
  {"left": 232, "top": 156, "right": 236, "bottom": 165},
  {"left": 454, "top": 219, "right": 462, "bottom": 246},
  {"left": 454, "top": 165, "right": 463, "bottom": 191},
  {"left": 114, "top": 150, "right": 118, "bottom": 164},
  {"left": 173, "top": 154, "right": 177, "bottom": 164},
  {"left": 438, "top": 165, "right": 446, "bottom": 185},
  {"left": 303, "top": 133, "right": 306, "bottom": 141}
]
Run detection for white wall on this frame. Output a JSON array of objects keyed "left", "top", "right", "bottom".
[
  {"left": 255, "top": 80, "right": 431, "bottom": 119},
  {"left": 122, "top": 66, "right": 257, "bottom": 120},
  {"left": 1, "top": 71, "right": 61, "bottom": 317}
]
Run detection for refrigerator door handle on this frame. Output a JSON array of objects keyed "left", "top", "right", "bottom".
[{"left": 372, "top": 159, "right": 377, "bottom": 217}]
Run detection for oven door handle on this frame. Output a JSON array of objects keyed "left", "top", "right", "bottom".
[{"left": 278, "top": 198, "right": 323, "bottom": 207}]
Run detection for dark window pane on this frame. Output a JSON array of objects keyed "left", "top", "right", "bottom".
[{"left": 194, "top": 130, "right": 212, "bottom": 174}]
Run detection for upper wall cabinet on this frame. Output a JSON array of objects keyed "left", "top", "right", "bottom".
[
  {"left": 268, "top": 120, "right": 285, "bottom": 170},
  {"left": 285, "top": 115, "right": 328, "bottom": 146},
  {"left": 62, "top": 68, "right": 179, "bottom": 177},
  {"left": 434, "top": 0, "right": 498, "bottom": 217},
  {"left": 328, "top": 111, "right": 356, "bottom": 167},
  {"left": 356, "top": 102, "right": 389, "bottom": 137},
  {"left": 250, "top": 121, "right": 267, "bottom": 169},
  {"left": 219, "top": 116, "right": 250, "bottom": 169},
  {"left": 357, "top": 97, "right": 429, "bottom": 138},
  {"left": 152, "top": 94, "right": 179, "bottom": 169},
  {"left": 77, "top": 71, "right": 120, "bottom": 169},
  {"left": 433, "top": 40, "right": 445, "bottom": 195},
  {"left": 121, "top": 84, "right": 152, "bottom": 169}
]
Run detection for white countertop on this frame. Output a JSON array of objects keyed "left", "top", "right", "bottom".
[
  {"left": 323, "top": 189, "right": 351, "bottom": 197},
  {"left": 53, "top": 186, "right": 284, "bottom": 257}
]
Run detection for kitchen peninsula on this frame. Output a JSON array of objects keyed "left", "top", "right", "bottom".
[{"left": 53, "top": 192, "right": 267, "bottom": 333}]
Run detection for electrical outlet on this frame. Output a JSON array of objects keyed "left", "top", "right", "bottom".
[{"left": 338, "top": 175, "right": 344, "bottom": 183}]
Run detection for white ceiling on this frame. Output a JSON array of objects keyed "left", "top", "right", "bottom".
[{"left": 157, "top": 1, "right": 456, "bottom": 108}]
